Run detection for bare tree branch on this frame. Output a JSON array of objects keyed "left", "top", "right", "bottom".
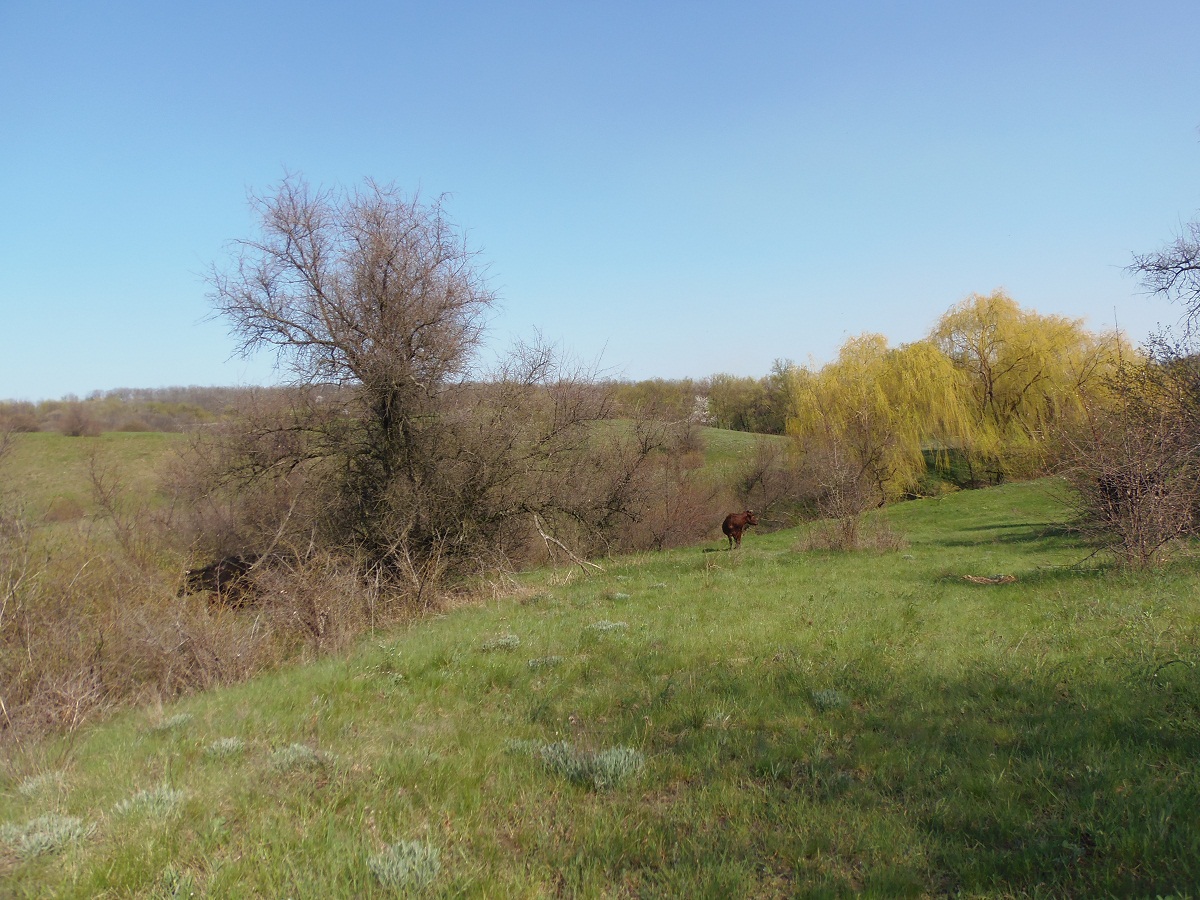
[{"left": 1131, "top": 219, "right": 1200, "bottom": 333}]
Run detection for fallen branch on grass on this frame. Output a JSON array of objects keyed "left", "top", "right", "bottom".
[{"left": 962, "top": 574, "right": 1017, "bottom": 585}]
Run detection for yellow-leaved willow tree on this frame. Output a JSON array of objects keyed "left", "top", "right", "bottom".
[
  {"left": 786, "top": 333, "right": 971, "bottom": 505},
  {"left": 930, "top": 290, "right": 1130, "bottom": 482},
  {"left": 786, "top": 292, "right": 1130, "bottom": 505}
]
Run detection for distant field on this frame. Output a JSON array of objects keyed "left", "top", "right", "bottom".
[
  {"left": 3, "top": 478, "right": 1199, "bottom": 896},
  {"left": 698, "top": 424, "right": 787, "bottom": 469},
  {"left": 2, "top": 427, "right": 778, "bottom": 521},
  {"left": 2, "top": 432, "right": 181, "bottom": 520}
]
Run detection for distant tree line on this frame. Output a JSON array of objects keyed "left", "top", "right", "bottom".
[
  {"left": 609, "top": 362, "right": 794, "bottom": 434},
  {"left": 0, "top": 386, "right": 263, "bottom": 435}
]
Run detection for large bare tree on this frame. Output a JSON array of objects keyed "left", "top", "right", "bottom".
[
  {"left": 204, "top": 176, "right": 675, "bottom": 585},
  {"left": 208, "top": 176, "right": 498, "bottom": 566}
]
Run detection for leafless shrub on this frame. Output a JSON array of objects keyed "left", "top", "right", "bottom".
[
  {"left": 256, "top": 550, "right": 395, "bottom": 654},
  {"left": 791, "top": 435, "right": 884, "bottom": 550},
  {"left": 799, "top": 511, "right": 907, "bottom": 553},
  {"left": 1058, "top": 358, "right": 1200, "bottom": 567},
  {"left": 0, "top": 525, "right": 413, "bottom": 744},
  {"left": 611, "top": 421, "right": 727, "bottom": 552},
  {"left": 0, "top": 438, "right": 415, "bottom": 746},
  {"left": 0, "top": 403, "right": 39, "bottom": 433},
  {"left": 56, "top": 401, "right": 100, "bottom": 438},
  {"left": 736, "top": 436, "right": 807, "bottom": 528}
]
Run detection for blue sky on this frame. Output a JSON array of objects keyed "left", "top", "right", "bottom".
[{"left": 2, "top": 1, "right": 1198, "bottom": 400}]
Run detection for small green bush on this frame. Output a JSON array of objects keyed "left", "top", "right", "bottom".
[
  {"left": 480, "top": 634, "right": 520, "bottom": 652},
  {"left": 812, "top": 689, "right": 848, "bottom": 711},
  {"left": 270, "top": 743, "right": 325, "bottom": 772},
  {"left": 587, "top": 747, "right": 646, "bottom": 789},
  {"left": 531, "top": 741, "right": 645, "bottom": 790},
  {"left": 157, "top": 863, "right": 201, "bottom": 898},
  {"left": 16, "top": 770, "right": 67, "bottom": 798},
  {"left": 586, "top": 620, "right": 628, "bottom": 634},
  {"left": 149, "top": 713, "right": 194, "bottom": 734}
]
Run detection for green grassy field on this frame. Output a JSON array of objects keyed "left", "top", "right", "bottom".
[
  {"left": 2, "top": 432, "right": 182, "bottom": 520},
  {"left": 3, "top": 474, "right": 1199, "bottom": 897}
]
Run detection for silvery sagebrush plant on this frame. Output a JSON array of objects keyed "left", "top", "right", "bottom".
[{"left": 368, "top": 839, "right": 441, "bottom": 891}]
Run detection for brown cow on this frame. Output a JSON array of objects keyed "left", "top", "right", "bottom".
[{"left": 721, "top": 510, "right": 758, "bottom": 549}]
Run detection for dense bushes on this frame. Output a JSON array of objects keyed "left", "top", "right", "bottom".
[
  {"left": 1058, "top": 349, "right": 1200, "bottom": 566},
  {"left": 0, "top": 415, "right": 777, "bottom": 741}
]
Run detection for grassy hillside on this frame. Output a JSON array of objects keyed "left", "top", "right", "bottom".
[
  {"left": 3, "top": 479, "right": 1199, "bottom": 897},
  {"left": 2, "top": 432, "right": 181, "bottom": 520}
]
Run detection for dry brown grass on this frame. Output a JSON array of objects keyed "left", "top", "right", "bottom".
[
  {"left": 797, "top": 511, "right": 908, "bottom": 553},
  {"left": 0, "top": 512, "right": 421, "bottom": 746}
]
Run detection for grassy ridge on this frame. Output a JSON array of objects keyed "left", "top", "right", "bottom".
[
  {"left": 2, "top": 432, "right": 181, "bottom": 519},
  {"left": 3, "top": 479, "right": 1199, "bottom": 896}
]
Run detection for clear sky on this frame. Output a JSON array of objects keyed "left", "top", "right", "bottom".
[{"left": 2, "top": 1, "right": 1198, "bottom": 401}]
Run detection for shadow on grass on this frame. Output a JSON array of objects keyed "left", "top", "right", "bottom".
[
  {"left": 849, "top": 662, "right": 1200, "bottom": 898},
  {"left": 563, "top": 652, "right": 1200, "bottom": 898},
  {"left": 953, "top": 521, "right": 1076, "bottom": 536},
  {"left": 938, "top": 522, "right": 1084, "bottom": 549}
]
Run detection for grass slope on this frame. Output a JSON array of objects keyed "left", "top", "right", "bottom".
[
  {"left": 3, "top": 481, "right": 1200, "bottom": 897},
  {"left": 3, "top": 432, "right": 181, "bottom": 520}
]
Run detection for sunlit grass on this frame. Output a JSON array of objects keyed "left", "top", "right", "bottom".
[{"left": 3, "top": 431, "right": 181, "bottom": 518}]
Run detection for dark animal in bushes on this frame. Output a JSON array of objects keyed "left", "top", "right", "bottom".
[
  {"left": 721, "top": 510, "right": 758, "bottom": 549},
  {"left": 1097, "top": 471, "right": 1162, "bottom": 519},
  {"left": 180, "top": 554, "right": 261, "bottom": 606}
]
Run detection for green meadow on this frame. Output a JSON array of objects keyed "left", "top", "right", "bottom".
[
  {"left": 2, "top": 467, "right": 1199, "bottom": 896},
  {"left": 2, "top": 431, "right": 182, "bottom": 520}
]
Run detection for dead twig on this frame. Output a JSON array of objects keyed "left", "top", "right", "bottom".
[{"left": 533, "top": 514, "right": 603, "bottom": 573}]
